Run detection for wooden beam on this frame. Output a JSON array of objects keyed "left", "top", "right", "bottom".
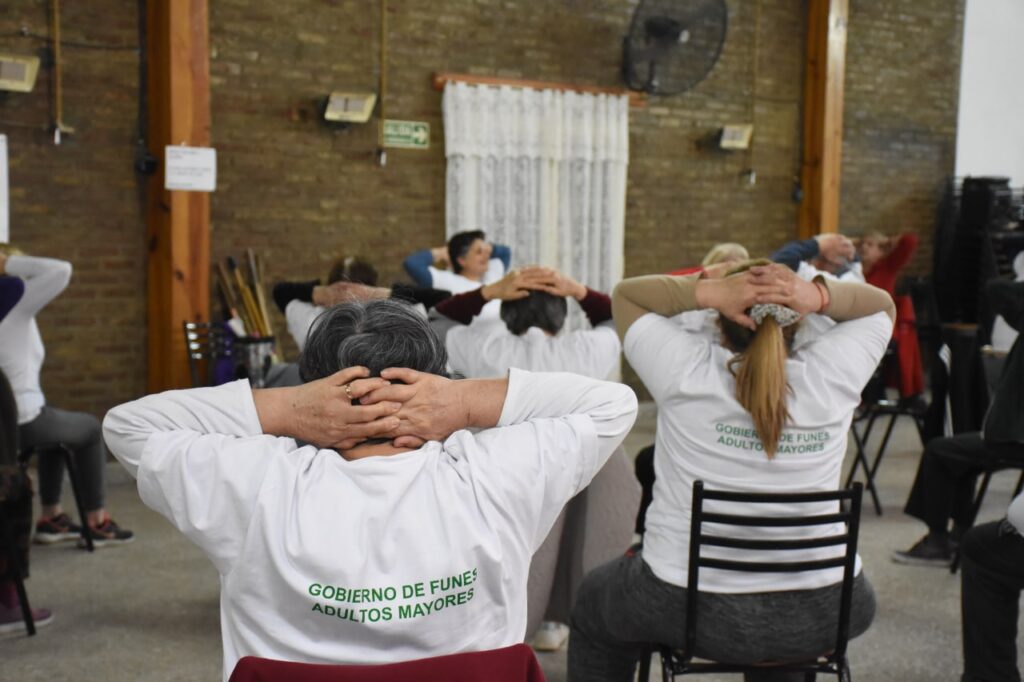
[
  {"left": 146, "top": 0, "right": 211, "bottom": 392},
  {"left": 433, "top": 72, "right": 647, "bottom": 108},
  {"left": 798, "top": 0, "right": 848, "bottom": 238}
]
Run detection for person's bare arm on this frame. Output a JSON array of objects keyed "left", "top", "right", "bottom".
[{"left": 252, "top": 368, "right": 402, "bottom": 449}]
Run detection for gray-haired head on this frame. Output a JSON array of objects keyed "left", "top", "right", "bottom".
[
  {"left": 500, "top": 291, "right": 568, "bottom": 336},
  {"left": 299, "top": 299, "right": 449, "bottom": 382}
]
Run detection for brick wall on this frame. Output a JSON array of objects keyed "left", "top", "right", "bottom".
[
  {"left": 0, "top": 2, "right": 146, "bottom": 418},
  {"left": 841, "top": 0, "right": 965, "bottom": 275},
  {"left": 1, "top": 0, "right": 963, "bottom": 415}
]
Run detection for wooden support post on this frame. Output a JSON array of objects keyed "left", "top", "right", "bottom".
[
  {"left": 145, "top": 0, "right": 211, "bottom": 392},
  {"left": 798, "top": 0, "right": 848, "bottom": 238}
]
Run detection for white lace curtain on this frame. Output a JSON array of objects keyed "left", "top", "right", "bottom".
[{"left": 442, "top": 82, "right": 629, "bottom": 313}]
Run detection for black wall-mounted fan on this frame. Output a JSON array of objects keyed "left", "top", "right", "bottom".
[{"left": 622, "top": 0, "right": 728, "bottom": 95}]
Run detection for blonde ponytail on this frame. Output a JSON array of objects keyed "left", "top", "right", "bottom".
[{"left": 728, "top": 316, "right": 791, "bottom": 458}]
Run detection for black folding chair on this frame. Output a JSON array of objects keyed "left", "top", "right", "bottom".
[
  {"left": 639, "top": 482, "right": 864, "bottom": 682},
  {"left": 183, "top": 322, "right": 233, "bottom": 387},
  {"left": 844, "top": 346, "right": 926, "bottom": 516}
]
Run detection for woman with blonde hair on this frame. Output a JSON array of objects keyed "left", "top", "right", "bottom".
[
  {"left": 702, "top": 242, "right": 749, "bottom": 268},
  {"left": 568, "top": 261, "right": 895, "bottom": 682}
]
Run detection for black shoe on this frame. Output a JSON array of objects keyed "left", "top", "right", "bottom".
[
  {"left": 898, "top": 394, "right": 929, "bottom": 415},
  {"left": 891, "top": 534, "right": 954, "bottom": 567},
  {"left": 78, "top": 516, "right": 134, "bottom": 548},
  {"left": 34, "top": 513, "right": 82, "bottom": 544}
]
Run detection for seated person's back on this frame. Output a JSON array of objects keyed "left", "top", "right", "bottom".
[
  {"left": 103, "top": 299, "right": 636, "bottom": 678},
  {"left": 434, "top": 268, "right": 621, "bottom": 380}
]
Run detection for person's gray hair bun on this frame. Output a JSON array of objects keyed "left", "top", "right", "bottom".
[{"left": 749, "top": 303, "right": 800, "bottom": 328}]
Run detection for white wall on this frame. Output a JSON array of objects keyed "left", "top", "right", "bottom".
[
  {"left": 955, "top": 0, "right": 1024, "bottom": 186},
  {"left": 0, "top": 135, "right": 7, "bottom": 243}
]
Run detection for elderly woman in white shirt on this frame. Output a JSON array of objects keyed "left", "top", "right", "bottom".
[
  {"left": 567, "top": 261, "right": 895, "bottom": 682},
  {"left": 103, "top": 298, "right": 637, "bottom": 680}
]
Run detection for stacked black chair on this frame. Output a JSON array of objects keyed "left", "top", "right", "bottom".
[
  {"left": 183, "top": 321, "right": 234, "bottom": 387},
  {"left": 639, "top": 481, "right": 864, "bottom": 681}
]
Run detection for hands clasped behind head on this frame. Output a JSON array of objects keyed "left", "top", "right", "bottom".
[
  {"left": 706, "top": 264, "right": 808, "bottom": 330},
  {"left": 293, "top": 366, "right": 461, "bottom": 451}
]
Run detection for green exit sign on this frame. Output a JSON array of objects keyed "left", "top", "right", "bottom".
[{"left": 382, "top": 119, "right": 430, "bottom": 150}]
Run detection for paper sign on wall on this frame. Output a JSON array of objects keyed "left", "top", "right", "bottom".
[
  {"left": 0, "top": 134, "right": 8, "bottom": 243},
  {"left": 165, "top": 145, "right": 217, "bottom": 192}
]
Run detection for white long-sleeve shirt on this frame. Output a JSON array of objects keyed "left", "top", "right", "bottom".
[
  {"left": 284, "top": 300, "right": 323, "bottom": 352},
  {"left": 446, "top": 319, "right": 622, "bottom": 380},
  {"left": 628, "top": 310, "right": 892, "bottom": 593},
  {"left": 0, "top": 255, "right": 72, "bottom": 423},
  {"left": 103, "top": 369, "right": 637, "bottom": 679}
]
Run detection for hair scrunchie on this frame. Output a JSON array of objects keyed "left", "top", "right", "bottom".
[{"left": 749, "top": 303, "right": 800, "bottom": 328}]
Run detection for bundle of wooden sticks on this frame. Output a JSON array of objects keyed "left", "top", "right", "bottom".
[{"left": 215, "top": 250, "right": 273, "bottom": 338}]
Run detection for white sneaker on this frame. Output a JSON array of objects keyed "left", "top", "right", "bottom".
[{"left": 532, "top": 621, "right": 570, "bottom": 652}]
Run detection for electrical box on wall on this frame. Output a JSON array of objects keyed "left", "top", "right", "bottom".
[
  {"left": 0, "top": 53, "right": 41, "bottom": 93},
  {"left": 719, "top": 124, "right": 753, "bottom": 150},
  {"left": 322, "top": 91, "right": 378, "bottom": 124}
]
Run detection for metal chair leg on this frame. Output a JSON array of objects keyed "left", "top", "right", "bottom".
[
  {"left": 637, "top": 646, "right": 652, "bottom": 682},
  {"left": 660, "top": 649, "right": 674, "bottom": 682},
  {"left": 843, "top": 427, "right": 871, "bottom": 489},
  {"left": 913, "top": 415, "right": 926, "bottom": 446},
  {"left": 846, "top": 424, "right": 882, "bottom": 516},
  {"left": 60, "top": 445, "right": 93, "bottom": 552},
  {"left": 863, "top": 413, "right": 899, "bottom": 516}
]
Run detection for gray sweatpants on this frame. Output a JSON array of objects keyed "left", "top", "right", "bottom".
[
  {"left": 19, "top": 406, "right": 106, "bottom": 512},
  {"left": 568, "top": 552, "right": 875, "bottom": 682}
]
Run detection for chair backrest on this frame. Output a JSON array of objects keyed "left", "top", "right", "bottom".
[
  {"left": 182, "top": 322, "right": 233, "bottom": 387},
  {"left": 228, "top": 643, "right": 546, "bottom": 682},
  {"left": 979, "top": 345, "right": 1007, "bottom": 402},
  {"left": 860, "top": 345, "right": 895, "bottom": 407},
  {"left": 0, "top": 368, "right": 19, "bottom": 469},
  {"left": 683, "top": 481, "right": 864, "bottom": 667}
]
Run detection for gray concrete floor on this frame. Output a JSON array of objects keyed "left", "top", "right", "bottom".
[{"left": 3, "top": 403, "right": 1023, "bottom": 681}]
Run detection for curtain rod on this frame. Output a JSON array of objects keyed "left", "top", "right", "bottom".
[{"left": 432, "top": 72, "right": 647, "bottom": 108}]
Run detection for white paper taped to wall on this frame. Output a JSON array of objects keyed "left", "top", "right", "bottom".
[
  {"left": 0, "top": 134, "right": 8, "bottom": 243},
  {"left": 165, "top": 145, "right": 217, "bottom": 192}
]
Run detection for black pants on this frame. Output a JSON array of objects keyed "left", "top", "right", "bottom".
[
  {"left": 903, "top": 432, "right": 1024, "bottom": 534},
  {"left": 960, "top": 520, "right": 1024, "bottom": 682},
  {"left": 634, "top": 445, "right": 655, "bottom": 535}
]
